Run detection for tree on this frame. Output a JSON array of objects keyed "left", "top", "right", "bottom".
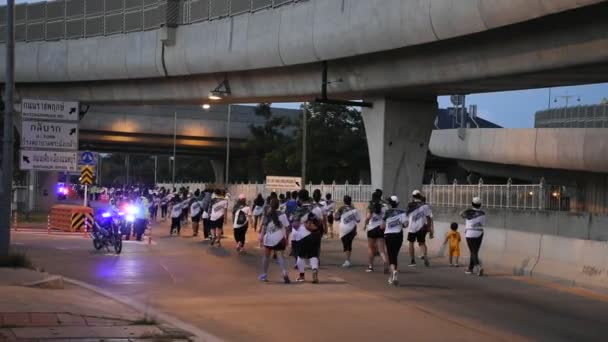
[{"left": 240, "top": 103, "right": 370, "bottom": 184}]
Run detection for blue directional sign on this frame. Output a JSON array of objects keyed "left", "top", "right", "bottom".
[{"left": 80, "top": 151, "right": 96, "bottom": 165}]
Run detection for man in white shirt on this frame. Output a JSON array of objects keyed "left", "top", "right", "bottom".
[{"left": 406, "top": 190, "right": 434, "bottom": 267}]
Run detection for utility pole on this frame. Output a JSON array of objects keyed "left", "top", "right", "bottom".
[
  {"left": 301, "top": 103, "right": 307, "bottom": 188},
  {"left": 1, "top": 0, "right": 15, "bottom": 256},
  {"left": 172, "top": 111, "right": 177, "bottom": 187},
  {"left": 225, "top": 105, "right": 231, "bottom": 185}
]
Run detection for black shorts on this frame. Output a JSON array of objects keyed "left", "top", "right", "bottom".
[
  {"left": 209, "top": 217, "right": 224, "bottom": 229},
  {"left": 367, "top": 227, "right": 384, "bottom": 239},
  {"left": 265, "top": 239, "right": 287, "bottom": 251},
  {"left": 191, "top": 214, "right": 202, "bottom": 223},
  {"left": 407, "top": 229, "right": 427, "bottom": 244},
  {"left": 327, "top": 214, "right": 334, "bottom": 225},
  {"left": 341, "top": 229, "right": 357, "bottom": 252},
  {"left": 290, "top": 239, "right": 300, "bottom": 257},
  {"left": 297, "top": 233, "right": 321, "bottom": 259}
]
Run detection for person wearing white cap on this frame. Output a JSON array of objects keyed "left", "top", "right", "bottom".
[
  {"left": 382, "top": 195, "right": 407, "bottom": 286},
  {"left": 406, "top": 190, "right": 434, "bottom": 267},
  {"left": 460, "top": 196, "right": 486, "bottom": 276},
  {"left": 232, "top": 194, "right": 251, "bottom": 253}
]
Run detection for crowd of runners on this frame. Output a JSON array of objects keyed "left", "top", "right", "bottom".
[{"left": 140, "top": 186, "right": 486, "bottom": 286}]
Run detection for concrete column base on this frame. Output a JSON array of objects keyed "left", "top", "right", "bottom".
[
  {"left": 362, "top": 97, "right": 437, "bottom": 202},
  {"left": 210, "top": 160, "right": 225, "bottom": 185}
]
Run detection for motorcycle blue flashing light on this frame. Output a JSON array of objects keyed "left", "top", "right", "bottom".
[{"left": 101, "top": 212, "right": 112, "bottom": 218}]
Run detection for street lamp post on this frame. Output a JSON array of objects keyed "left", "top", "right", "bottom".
[
  {"left": 208, "top": 79, "right": 232, "bottom": 186},
  {"left": 1, "top": 0, "right": 15, "bottom": 256},
  {"left": 301, "top": 103, "right": 307, "bottom": 188}
]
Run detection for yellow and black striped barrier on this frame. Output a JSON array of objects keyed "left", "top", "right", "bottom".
[{"left": 71, "top": 212, "right": 94, "bottom": 233}]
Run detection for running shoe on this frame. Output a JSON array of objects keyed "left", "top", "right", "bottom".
[
  {"left": 312, "top": 270, "right": 319, "bottom": 284},
  {"left": 408, "top": 262, "right": 417, "bottom": 267},
  {"left": 392, "top": 271, "right": 399, "bottom": 286},
  {"left": 366, "top": 266, "right": 374, "bottom": 273},
  {"left": 283, "top": 274, "right": 291, "bottom": 284},
  {"left": 388, "top": 275, "right": 394, "bottom": 286},
  {"left": 424, "top": 257, "right": 430, "bottom": 267},
  {"left": 465, "top": 269, "right": 473, "bottom": 275},
  {"left": 341, "top": 260, "right": 352, "bottom": 268},
  {"left": 210, "top": 238, "right": 215, "bottom": 246},
  {"left": 296, "top": 275, "right": 305, "bottom": 283},
  {"left": 258, "top": 274, "right": 268, "bottom": 282},
  {"left": 478, "top": 268, "right": 484, "bottom": 277}
]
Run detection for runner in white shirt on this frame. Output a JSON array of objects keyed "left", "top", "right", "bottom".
[
  {"left": 382, "top": 196, "right": 407, "bottom": 286},
  {"left": 334, "top": 195, "right": 361, "bottom": 268},
  {"left": 324, "top": 193, "right": 337, "bottom": 238},
  {"left": 190, "top": 189, "right": 203, "bottom": 237},
  {"left": 169, "top": 196, "right": 185, "bottom": 235},
  {"left": 209, "top": 189, "right": 228, "bottom": 247},
  {"left": 259, "top": 198, "right": 291, "bottom": 283},
  {"left": 232, "top": 194, "right": 251, "bottom": 253},
  {"left": 460, "top": 197, "right": 486, "bottom": 276},
  {"left": 252, "top": 194, "right": 265, "bottom": 232},
  {"left": 406, "top": 190, "right": 434, "bottom": 267},
  {"left": 291, "top": 189, "right": 325, "bottom": 284},
  {"left": 365, "top": 190, "right": 389, "bottom": 273}
]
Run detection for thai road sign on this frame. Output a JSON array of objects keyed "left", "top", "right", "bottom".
[
  {"left": 80, "top": 151, "right": 97, "bottom": 166},
  {"left": 19, "top": 150, "right": 79, "bottom": 172},
  {"left": 80, "top": 166, "right": 95, "bottom": 186},
  {"left": 266, "top": 176, "right": 303, "bottom": 192},
  {"left": 21, "top": 120, "right": 79, "bottom": 150},
  {"left": 21, "top": 98, "right": 79, "bottom": 122}
]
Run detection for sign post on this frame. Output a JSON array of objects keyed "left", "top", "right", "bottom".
[
  {"left": 80, "top": 166, "right": 94, "bottom": 207},
  {"left": 265, "top": 176, "right": 303, "bottom": 193}
]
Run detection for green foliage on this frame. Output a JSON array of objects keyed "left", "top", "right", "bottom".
[{"left": 242, "top": 103, "right": 369, "bottom": 183}]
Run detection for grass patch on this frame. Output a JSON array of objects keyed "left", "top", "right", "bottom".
[
  {"left": 19, "top": 212, "right": 49, "bottom": 223},
  {"left": 0, "top": 252, "right": 34, "bottom": 269}
]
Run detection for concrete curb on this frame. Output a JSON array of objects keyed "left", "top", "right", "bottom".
[
  {"left": 22, "top": 275, "right": 65, "bottom": 289},
  {"left": 63, "top": 277, "right": 223, "bottom": 342}
]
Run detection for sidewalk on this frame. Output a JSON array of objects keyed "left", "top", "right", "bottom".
[{"left": 0, "top": 269, "right": 193, "bottom": 341}]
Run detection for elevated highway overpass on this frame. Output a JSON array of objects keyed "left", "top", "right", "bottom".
[{"left": 3, "top": 0, "right": 608, "bottom": 201}]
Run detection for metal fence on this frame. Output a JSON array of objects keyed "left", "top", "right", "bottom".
[
  {"left": 156, "top": 181, "right": 373, "bottom": 203},
  {"left": 157, "top": 179, "right": 568, "bottom": 211},
  {"left": 0, "top": 0, "right": 307, "bottom": 43},
  {"left": 423, "top": 179, "right": 568, "bottom": 211}
]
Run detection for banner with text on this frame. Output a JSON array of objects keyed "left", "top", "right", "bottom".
[{"left": 265, "top": 176, "right": 303, "bottom": 192}]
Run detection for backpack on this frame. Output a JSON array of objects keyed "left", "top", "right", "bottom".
[{"left": 236, "top": 209, "right": 247, "bottom": 226}]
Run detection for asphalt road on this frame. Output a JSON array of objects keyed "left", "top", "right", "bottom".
[{"left": 11, "top": 222, "right": 608, "bottom": 342}]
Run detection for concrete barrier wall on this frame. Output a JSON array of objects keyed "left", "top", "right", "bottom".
[{"left": 350, "top": 203, "right": 608, "bottom": 289}]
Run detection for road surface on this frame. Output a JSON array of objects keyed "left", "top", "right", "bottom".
[{"left": 10, "top": 222, "right": 608, "bottom": 342}]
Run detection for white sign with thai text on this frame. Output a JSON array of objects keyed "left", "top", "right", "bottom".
[
  {"left": 21, "top": 98, "right": 79, "bottom": 121},
  {"left": 266, "top": 176, "right": 303, "bottom": 192},
  {"left": 21, "top": 120, "right": 79, "bottom": 150},
  {"left": 19, "top": 150, "right": 79, "bottom": 172}
]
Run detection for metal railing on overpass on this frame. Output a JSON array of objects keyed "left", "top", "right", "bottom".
[
  {"left": 0, "top": 0, "right": 307, "bottom": 43},
  {"left": 423, "top": 179, "right": 568, "bottom": 211}
]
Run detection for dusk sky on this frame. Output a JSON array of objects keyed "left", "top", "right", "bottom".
[{"left": 4, "top": 0, "right": 608, "bottom": 127}]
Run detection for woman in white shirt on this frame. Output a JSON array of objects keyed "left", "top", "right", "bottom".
[
  {"left": 232, "top": 194, "right": 251, "bottom": 253},
  {"left": 381, "top": 196, "right": 407, "bottom": 286},
  {"left": 365, "top": 191, "right": 388, "bottom": 273},
  {"left": 460, "top": 197, "right": 486, "bottom": 276},
  {"left": 209, "top": 189, "right": 228, "bottom": 247},
  {"left": 335, "top": 195, "right": 361, "bottom": 268},
  {"left": 259, "top": 198, "right": 291, "bottom": 284},
  {"left": 252, "top": 194, "right": 265, "bottom": 232}
]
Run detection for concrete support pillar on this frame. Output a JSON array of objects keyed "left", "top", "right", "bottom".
[
  {"left": 210, "top": 160, "right": 225, "bottom": 185},
  {"left": 362, "top": 97, "right": 437, "bottom": 202}
]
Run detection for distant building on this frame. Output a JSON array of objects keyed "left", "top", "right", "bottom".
[
  {"left": 435, "top": 106, "right": 501, "bottom": 129},
  {"left": 535, "top": 103, "right": 608, "bottom": 128}
]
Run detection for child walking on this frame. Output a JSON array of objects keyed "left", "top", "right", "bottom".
[{"left": 444, "top": 222, "right": 461, "bottom": 267}]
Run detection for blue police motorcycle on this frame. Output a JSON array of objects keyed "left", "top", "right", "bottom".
[{"left": 91, "top": 210, "right": 123, "bottom": 254}]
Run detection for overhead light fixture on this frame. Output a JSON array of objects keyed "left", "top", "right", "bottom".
[
  {"left": 202, "top": 104, "right": 211, "bottom": 110},
  {"left": 208, "top": 79, "right": 231, "bottom": 100}
]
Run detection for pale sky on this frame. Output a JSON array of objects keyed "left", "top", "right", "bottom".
[{"left": 4, "top": 0, "right": 608, "bottom": 127}]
